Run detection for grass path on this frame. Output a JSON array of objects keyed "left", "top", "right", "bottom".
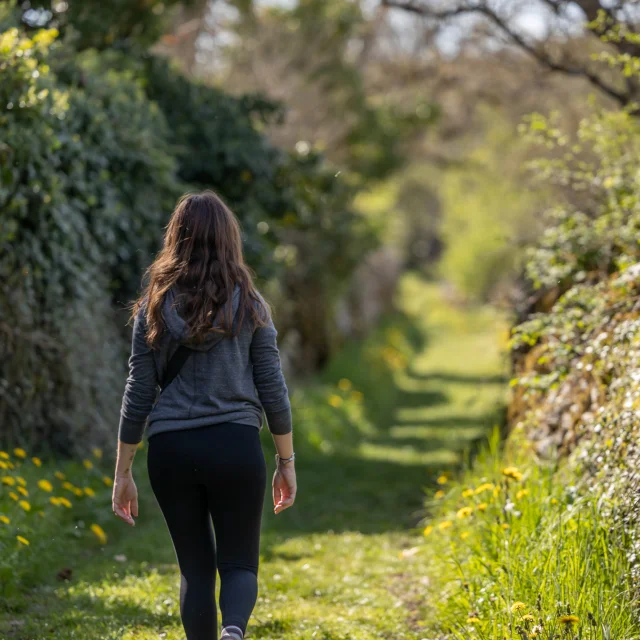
[{"left": 0, "top": 278, "right": 507, "bottom": 640}]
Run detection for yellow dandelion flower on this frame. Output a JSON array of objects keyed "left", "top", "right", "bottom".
[
  {"left": 467, "top": 617, "right": 481, "bottom": 624},
  {"left": 462, "top": 488, "right": 475, "bottom": 498},
  {"left": 16, "top": 535, "right": 30, "bottom": 546},
  {"left": 19, "top": 500, "right": 31, "bottom": 512},
  {"left": 493, "top": 485, "right": 500, "bottom": 497},
  {"left": 54, "top": 471, "right": 65, "bottom": 480},
  {"left": 62, "top": 481, "right": 74, "bottom": 490},
  {"left": 337, "top": 378, "right": 352, "bottom": 392},
  {"left": 423, "top": 525, "right": 433, "bottom": 537},
  {"left": 13, "top": 448, "right": 27, "bottom": 459},
  {"left": 59, "top": 497, "right": 72, "bottom": 508},
  {"left": 516, "top": 489, "right": 530, "bottom": 500},
  {"left": 83, "top": 487, "right": 95, "bottom": 497},
  {"left": 521, "top": 614, "right": 535, "bottom": 622},
  {"left": 37, "top": 479, "right": 53, "bottom": 492},
  {"left": 90, "top": 523, "right": 107, "bottom": 545},
  {"left": 476, "top": 503, "right": 488, "bottom": 512},
  {"left": 49, "top": 497, "right": 61, "bottom": 506},
  {"left": 436, "top": 475, "right": 448, "bottom": 485},
  {"left": 17, "top": 487, "right": 28, "bottom": 497},
  {"left": 16, "top": 476, "right": 26, "bottom": 486},
  {"left": 0, "top": 515, "right": 10, "bottom": 524},
  {"left": 31, "top": 456, "right": 42, "bottom": 467},
  {"left": 434, "top": 490, "right": 445, "bottom": 499},
  {"left": 502, "top": 466, "right": 523, "bottom": 481},
  {"left": 511, "top": 602, "right": 527, "bottom": 613},
  {"left": 460, "top": 531, "right": 470, "bottom": 540},
  {"left": 501, "top": 523, "right": 511, "bottom": 530},
  {"left": 558, "top": 615, "right": 579, "bottom": 625},
  {"left": 551, "top": 498, "right": 558, "bottom": 505},
  {"left": 0, "top": 451, "right": 9, "bottom": 459},
  {"left": 92, "top": 447, "right": 103, "bottom": 459},
  {"left": 529, "top": 633, "right": 539, "bottom": 638},
  {"left": 438, "top": 520, "right": 453, "bottom": 530},
  {"left": 327, "top": 394, "right": 343, "bottom": 408},
  {"left": 2, "top": 476, "right": 15, "bottom": 486},
  {"left": 73, "top": 488, "right": 83, "bottom": 497},
  {"left": 350, "top": 390, "right": 364, "bottom": 402},
  {"left": 456, "top": 506, "right": 473, "bottom": 519},
  {"left": 9, "top": 491, "right": 19, "bottom": 501},
  {"left": 82, "top": 459, "right": 93, "bottom": 470},
  {"left": 102, "top": 476, "right": 113, "bottom": 487},
  {"left": 0, "top": 461, "right": 6, "bottom": 469},
  {"left": 475, "top": 482, "right": 495, "bottom": 495}
]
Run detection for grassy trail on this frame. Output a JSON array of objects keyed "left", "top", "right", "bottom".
[{"left": 1, "top": 278, "right": 507, "bottom": 640}]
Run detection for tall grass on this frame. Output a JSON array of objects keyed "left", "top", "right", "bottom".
[{"left": 417, "top": 427, "right": 639, "bottom": 639}]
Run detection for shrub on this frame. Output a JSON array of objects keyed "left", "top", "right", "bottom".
[
  {"left": 507, "top": 22, "right": 640, "bottom": 614},
  {"left": 0, "top": 26, "right": 178, "bottom": 453}
]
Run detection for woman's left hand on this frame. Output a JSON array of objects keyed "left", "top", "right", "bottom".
[{"left": 112, "top": 474, "right": 138, "bottom": 526}]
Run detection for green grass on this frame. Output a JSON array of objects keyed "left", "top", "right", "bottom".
[
  {"left": 414, "top": 427, "right": 640, "bottom": 640},
  {"left": 0, "top": 274, "right": 509, "bottom": 639}
]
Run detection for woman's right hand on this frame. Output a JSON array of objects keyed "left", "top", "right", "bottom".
[{"left": 273, "top": 463, "right": 296, "bottom": 514}]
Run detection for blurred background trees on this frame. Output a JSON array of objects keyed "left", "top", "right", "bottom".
[{"left": 4, "top": 0, "right": 640, "bottom": 453}]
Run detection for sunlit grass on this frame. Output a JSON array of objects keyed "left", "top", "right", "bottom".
[{"left": 414, "top": 428, "right": 640, "bottom": 639}]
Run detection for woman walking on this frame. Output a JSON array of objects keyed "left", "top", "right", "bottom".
[{"left": 111, "top": 191, "right": 297, "bottom": 640}]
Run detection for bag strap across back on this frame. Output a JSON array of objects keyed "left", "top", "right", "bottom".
[{"left": 160, "top": 344, "right": 193, "bottom": 392}]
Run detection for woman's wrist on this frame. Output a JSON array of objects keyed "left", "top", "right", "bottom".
[
  {"left": 272, "top": 433, "right": 294, "bottom": 460},
  {"left": 115, "top": 440, "right": 139, "bottom": 478}
]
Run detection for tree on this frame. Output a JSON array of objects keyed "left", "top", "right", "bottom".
[
  {"left": 209, "top": 0, "right": 437, "bottom": 182},
  {"left": 382, "top": 0, "right": 640, "bottom": 109}
]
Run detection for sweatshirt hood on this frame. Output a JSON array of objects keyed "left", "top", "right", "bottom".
[{"left": 162, "top": 284, "right": 242, "bottom": 352}]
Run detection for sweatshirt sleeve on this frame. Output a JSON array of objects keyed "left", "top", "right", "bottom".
[
  {"left": 250, "top": 314, "right": 292, "bottom": 435},
  {"left": 118, "top": 309, "right": 159, "bottom": 444}
]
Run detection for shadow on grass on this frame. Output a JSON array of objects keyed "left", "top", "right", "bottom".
[
  {"left": 393, "top": 388, "right": 449, "bottom": 409},
  {"left": 1, "top": 564, "right": 181, "bottom": 639},
  {"left": 259, "top": 447, "right": 446, "bottom": 541},
  {"left": 406, "top": 369, "right": 508, "bottom": 385},
  {"left": 392, "top": 414, "right": 500, "bottom": 427}
]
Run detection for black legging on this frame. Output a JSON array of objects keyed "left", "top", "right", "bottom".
[{"left": 147, "top": 423, "right": 267, "bottom": 639}]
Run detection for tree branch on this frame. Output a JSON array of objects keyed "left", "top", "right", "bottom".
[{"left": 381, "top": 0, "right": 630, "bottom": 106}]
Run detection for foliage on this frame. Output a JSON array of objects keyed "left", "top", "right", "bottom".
[
  {"left": 0, "top": 18, "right": 379, "bottom": 451},
  {"left": 146, "top": 48, "right": 374, "bottom": 281},
  {"left": 221, "top": 0, "right": 436, "bottom": 184},
  {"left": 505, "top": 20, "right": 640, "bottom": 620},
  {"left": 518, "top": 106, "right": 640, "bottom": 292},
  {"left": 0, "top": 25, "right": 178, "bottom": 452},
  {"left": 17, "top": 0, "right": 188, "bottom": 50},
  {"left": 439, "top": 114, "right": 543, "bottom": 302}
]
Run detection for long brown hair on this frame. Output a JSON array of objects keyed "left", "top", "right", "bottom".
[{"left": 130, "top": 190, "right": 270, "bottom": 349}]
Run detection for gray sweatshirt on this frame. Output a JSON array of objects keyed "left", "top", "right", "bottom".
[{"left": 118, "top": 285, "right": 292, "bottom": 444}]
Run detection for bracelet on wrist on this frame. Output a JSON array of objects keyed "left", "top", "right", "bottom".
[{"left": 275, "top": 452, "right": 295, "bottom": 467}]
